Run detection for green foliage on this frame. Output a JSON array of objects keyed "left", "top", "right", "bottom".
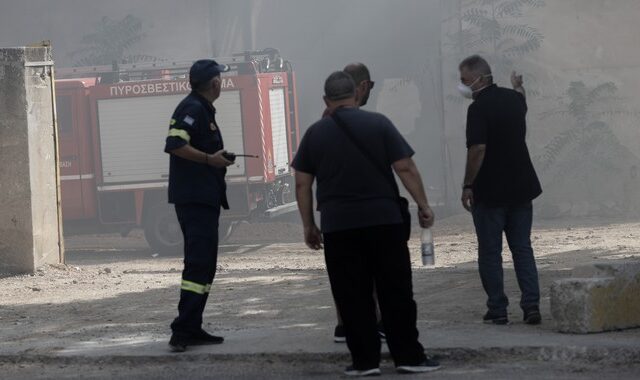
[
  {"left": 457, "top": 0, "right": 545, "bottom": 75},
  {"left": 69, "top": 14, "right": 157, "bottom": 66},
  {"left": 535, "top": 80, "right": 636, "bottom": 173}
]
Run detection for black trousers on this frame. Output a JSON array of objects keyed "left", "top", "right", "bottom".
[
  {"left": 323, "top": 224, "right": 426, "bottom": 369},
  {"left": 170, "top": 203, "right": 220, "bottom": 335}
]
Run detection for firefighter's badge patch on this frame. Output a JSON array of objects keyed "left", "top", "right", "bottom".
[{"left": 183, "top": 115, "right": 195, "bottom": 126}]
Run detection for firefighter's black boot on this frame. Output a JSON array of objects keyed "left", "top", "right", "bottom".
[
  {"left": 193, "top": 329, "right": 224, "bottom": 344},
  {"left": 169, "top": 289, "right": 208, "bottom": 351}
]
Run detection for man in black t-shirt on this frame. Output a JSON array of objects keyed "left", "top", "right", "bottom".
[
  {"left": 459, "top": 55, "right": 542, "bottom": 326},
  {"left": 322, "top": 63, "right": 384, "bottom": 344},
  {"left": 293, "top": 71, "right": 440, "bottom": 376}
]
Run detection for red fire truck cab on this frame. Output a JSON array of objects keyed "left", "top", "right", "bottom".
[{"left": 55, "top": 49, "right": 300, "bottom": 253}]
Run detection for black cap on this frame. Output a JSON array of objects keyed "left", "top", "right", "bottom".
[{"left": 189, "top": 59, "right": 230, "bottom": 85}]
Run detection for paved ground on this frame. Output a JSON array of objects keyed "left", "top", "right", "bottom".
[
  {"left": 2, "top": 357, "right": 640, "bottom": 379},
  {"left": 1, "top": 215, "right": 639, "bottom": 378}
]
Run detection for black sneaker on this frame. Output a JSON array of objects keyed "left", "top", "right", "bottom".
[
  {"left": 192, "top": 329, "right": 224, "bottom": 345},
  {"left": 396, "top": 356, "right": 441, "bottom": 373},
  {"left": 168, "top": 334, "right": 187, "bottom": 352},
  {"left": 334, "top": 325, "right": 346, "bottom": 343},
  {"left": 344, "top": 366, "right": 381, "bottom": 377},
  {"left": 523, "top": 307, "right": 542, "bottom": 325},
  {"left": 483, "top": 311, "right": 509, "bottom": 325}
]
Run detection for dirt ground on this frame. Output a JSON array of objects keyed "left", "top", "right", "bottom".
[
  {"left": 1, "top": 213, "right": 639, "bottom": 378},
  {"left": 3, "top": 213, "right": 639, "bottom": 309}
]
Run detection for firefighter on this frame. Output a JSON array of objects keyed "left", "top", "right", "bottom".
[{"left": 164, "top": 59, "right": 234, "bottom": 352}]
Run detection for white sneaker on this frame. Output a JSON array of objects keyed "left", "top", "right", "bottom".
[{"left": 343, "top": 366, "right": 381, "bottom": 377}]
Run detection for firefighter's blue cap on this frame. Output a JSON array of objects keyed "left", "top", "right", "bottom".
[{"left": 189, "top": 59, "right": 230, "bottom": 85}]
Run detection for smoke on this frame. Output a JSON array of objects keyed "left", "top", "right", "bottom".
[{"left": 1, "top": 0, "right": 639, "bottom": 220}]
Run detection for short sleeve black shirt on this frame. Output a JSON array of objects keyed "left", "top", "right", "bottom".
[
  {"left": 164, "top": 91, "right": 228, "bottom": 209},
  {"left": 291, "top": 107, "right": 414, "bottom": 233},
  {"left": 466, "top": 84, "right": 542, "bottom": 205}
]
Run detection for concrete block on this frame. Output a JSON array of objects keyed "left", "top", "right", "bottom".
[
  {"left": 550, "top": 261, "right": 640, "bottom": 333},
  {"left": 0, "top": 46, "right": 62, "bottom": 274}
]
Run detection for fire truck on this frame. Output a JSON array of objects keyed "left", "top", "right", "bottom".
[{"left": 55, "top": 49, "right": 300, "bottom": 253}]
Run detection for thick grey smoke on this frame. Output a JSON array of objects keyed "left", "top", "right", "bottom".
[{"left": 1, "top": 0, "right": 639, "bottom": 219}]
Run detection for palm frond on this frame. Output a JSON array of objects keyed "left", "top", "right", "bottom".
[
  {"left": 72, "top": 14, "right": 153, "bottom": 66},
  {"left": 497, "top": 0, "right": 526, "bottom": 17},
  {"left": 520, "top": 0, "right": 546, "bottom": 9},
  {"left": 502, "top": 24, "right": 542, "bottom": 40},
  {"left": 479, "top": 18, "right": 502, "bottom": 42},
  {"left": 462, "top": 8, "right": 491, "bottom": 26},
  {"left": 535, "top": 128, "right": 581, "bottom": 172},
  {"left": 586, "top": 82, "right": 617, "bottom": 104},
  {"left": 497, "top": 0, "right": 546, "bottom": 17},
  {"left": 502, "top": 37, "right": 543, "bottom": 57}
]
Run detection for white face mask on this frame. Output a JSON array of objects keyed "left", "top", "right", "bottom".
[
  {"left": 457, "top": 82, "right": 475, "bottom": 99},
  {"left": 457, "top": 75, "right": 491, "bottom": 99}
]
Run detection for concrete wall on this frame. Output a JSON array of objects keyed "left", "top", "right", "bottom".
[{"left": 0, "top": 46, "right": 62, "bottom": 274}]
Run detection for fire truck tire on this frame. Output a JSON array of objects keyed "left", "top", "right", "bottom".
[
  {"left": 219, "top": 220, "right": 232, "bottom": 243},
  {"left": 143, "top": 203, "right": 183, "bottom": 255}
]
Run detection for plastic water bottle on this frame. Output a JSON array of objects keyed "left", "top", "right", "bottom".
[{"left": 421, "top": 228, "right": 435, "bottom": 266}]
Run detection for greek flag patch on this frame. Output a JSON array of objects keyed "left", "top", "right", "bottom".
[{"left": 183, "top": 115, "right": 195, "bottom": 126}]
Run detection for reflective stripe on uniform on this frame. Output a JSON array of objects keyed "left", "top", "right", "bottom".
[
  {"left": 181, "top": 279, "right": 207, "bottom": 294},
  {"left": 168, "top": 128, "right": 191, "bottom": 142},
  {"left": 170, "top": 118, "right": 177, "bottom": 126}
]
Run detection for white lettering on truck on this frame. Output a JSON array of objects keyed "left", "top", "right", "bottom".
[{"left": 108, "top": 78, "right": 235, "bottom": 97}]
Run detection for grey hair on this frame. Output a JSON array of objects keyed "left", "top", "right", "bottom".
[
  {"left": 459, "top": 55, "right": 492, "bottom": 77},
  {"left": 324, "top": 71, "right": 356, "bottom": 101}
]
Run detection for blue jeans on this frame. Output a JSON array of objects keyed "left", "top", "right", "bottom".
[{"left": 471, "top": 202, "right": 540, "bottom": 314}]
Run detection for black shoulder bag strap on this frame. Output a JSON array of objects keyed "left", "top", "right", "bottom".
[
  {"left": 330, "top": 112, "right": 401, "bottom": 199},
  {"left": 331, "top": 112, "right": 411, "bottom": 241}
]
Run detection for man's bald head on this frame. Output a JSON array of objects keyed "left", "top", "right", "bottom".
[
  {"left": 344, "top": 62, "right": 373, "bottom": 106},
  {"left": 344, "top": 62, "right": 371, "bottom": 85}
]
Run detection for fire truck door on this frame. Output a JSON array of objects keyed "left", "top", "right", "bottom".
[{"left": 56, "top": 92, "right": 85, "bottom": 219}]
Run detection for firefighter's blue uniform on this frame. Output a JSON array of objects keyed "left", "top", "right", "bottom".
[{"left": 164, "top": 60, "right": 229, "bottom": 342}]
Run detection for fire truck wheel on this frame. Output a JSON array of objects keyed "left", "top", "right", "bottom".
[
  {"left": 279, "top": 184, "right": 293, "bottom": 205},
  {"left": 219, "top": 220, "right": 232, "bottom": 243},
  {"left": 143, "top": 203, "right": 183, "bottom": 255}
]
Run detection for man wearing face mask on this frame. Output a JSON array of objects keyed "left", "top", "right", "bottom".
[
  {"left": 458, "top": 55, "right": 542, "bottom": 326},
  {"left": 164, "top": 59, "right": 234, "bottom": 352}
]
